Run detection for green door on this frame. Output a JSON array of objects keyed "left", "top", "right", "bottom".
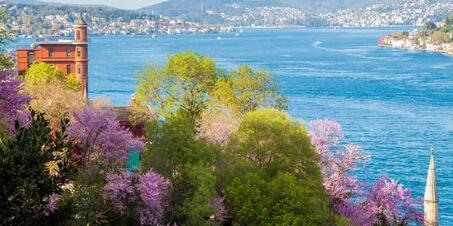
[{"left": 127, "top": 151, "right": 140, "bottom": 172}]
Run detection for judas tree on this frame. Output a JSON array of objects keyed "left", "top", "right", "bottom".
[
  {"left": 309, "top": 119, "right": 368, "bottom": 204},
  {"left": 67, "top": 106, "right": 144, "bottom": 168},
  {"left": 103, "top": 169, "right": 171, "bottom": 225},
  {"left": 309, "top": 119, "right": 423, "bottom": 226},
  {"left": 0, "top": 70, "right": 30, "bottom": 135}
]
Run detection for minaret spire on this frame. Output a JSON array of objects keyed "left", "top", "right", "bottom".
[{"left": 424, "top": 145, "right": 438, "bottom": 226}]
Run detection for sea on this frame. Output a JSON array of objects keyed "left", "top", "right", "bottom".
[{"left": 19, "top": 28, "right": 453, "bottom": 224}]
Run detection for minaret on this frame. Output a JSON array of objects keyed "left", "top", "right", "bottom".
[
  {"left": 73, "top": 12, "right": 89, "bottom": 100},
  {"left": 424, "top": 145, "right": 438, "bottom": 226}
]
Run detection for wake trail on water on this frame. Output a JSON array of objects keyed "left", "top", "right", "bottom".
[{"left": 312, "top": 40, "right": 389, "bottom": 61}]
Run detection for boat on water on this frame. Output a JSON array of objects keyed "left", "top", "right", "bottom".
[{"left": 217, "top": 36, "right": 222, "bottom": 40}]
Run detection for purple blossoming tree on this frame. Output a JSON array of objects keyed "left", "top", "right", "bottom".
[
  {"left": 0, "top": 70, "right": 30, "bottom": 133},
  {"left": 104, "top": 169, "right": 171, "bottom": 225},
  {"left": 138, "top": 170, "right": 171, "bottom": 225},
  {"left": 309, "top": 119, "right": 423, "bottom": 226},
  {"left": 67, "top": 107, "right": 144, "bottom": 167},
  {"left": 309, "top": 119, "right": 369, "bottom": 203}
]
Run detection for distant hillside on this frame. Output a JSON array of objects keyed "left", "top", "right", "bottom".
[
  {"left": 142, "top": 0, "right": 453, "bottom": 18},
  {"left": 142, "top": 0, "right": 388, "bottom": 16}
]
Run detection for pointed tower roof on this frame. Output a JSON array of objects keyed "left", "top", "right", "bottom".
[
  {"left": 424, "top": 145, "right": 438, "bottom": 226},
  {"left": 74, "top": 12, "right": 87, "bottom": 26}
]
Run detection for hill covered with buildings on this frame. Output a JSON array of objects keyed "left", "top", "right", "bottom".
[
  {"left": 1, "top": 0, "right": 453, "bottom": 36},
  {"left": 379, "top": 16, "right": 453, "bottom": 55}
]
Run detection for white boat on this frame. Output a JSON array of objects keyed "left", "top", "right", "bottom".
[{"left": 217, "top": 36, "right": 222, "bottom": 40}]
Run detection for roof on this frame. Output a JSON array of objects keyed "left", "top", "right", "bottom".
[
  {"left": 74, "top": 12, "right": 88, "bottom": 26},
  {"left": 109, "top": 106, "right": 133, "bottom": 122},
  {"left": 37, "top": 41, "right": 76, "bottom": 45}
]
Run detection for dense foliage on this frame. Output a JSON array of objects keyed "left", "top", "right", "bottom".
[
  {"left": 222, "top": 109, "right": 334, "bottom": 225},
  {"left": 0, "top": 50, "right": 425, "bottom": 226},
  {"left": 24, "top": 62, "right": 84, "bottom": 127},
  {"left": 135, "top": 52, "right": 286, "bottom": 123},
  {"left": 0, "top": 111, "right": 73, "bottom": 226}
]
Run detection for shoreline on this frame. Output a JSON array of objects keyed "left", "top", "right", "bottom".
[{"left": 378, "top": 43, "right": 453, "bottom": 56}]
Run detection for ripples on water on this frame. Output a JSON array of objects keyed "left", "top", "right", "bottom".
[{"left": 19, "top": 28, "right": 453, "bottom": 224}]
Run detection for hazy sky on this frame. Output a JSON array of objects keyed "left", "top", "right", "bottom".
[{"left": 41, "top": 0, "right": 166, "bottom": 9}]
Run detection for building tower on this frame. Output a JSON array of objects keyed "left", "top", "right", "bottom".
[
  {"left": 73, "top": 12, "right": 88, "bottom": 99},
  {"left": 424, "top": 145, "right": 438, "bottom": 226}
]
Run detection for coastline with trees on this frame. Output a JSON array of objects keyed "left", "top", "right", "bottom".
[{"left": 379, "top": 16, "right": 453, "bottom": 56}]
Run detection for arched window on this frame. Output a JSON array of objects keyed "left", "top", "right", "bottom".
[
  {"left": 66, "top": 48, "right": 72, "bottom": 57},
  {"left": 76, "top": 30, "right": 80, "bottom": 40},
  {"left": 67, "top": 64, "right": 71, "bottom": 74},
  {"left": 77, "top": 48, "right": 81, "bottom": 57},
  {"left": 77, "top": 65, "right": 81, "bottom": 74}
]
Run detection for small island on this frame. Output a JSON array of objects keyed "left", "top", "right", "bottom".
[{"left": 379, "top": 16, "right": 453, "bottom": 56}]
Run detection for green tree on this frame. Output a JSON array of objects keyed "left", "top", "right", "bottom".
[
  {"left": 142, "top": 115, "right": 215, "bottom": 177},
  {"left": 170, "top": 164, "right": 218, "bottom": 226},
  {"left": 135, "top": 52, "right": 217, "bottom": 123},
  {"left": 25, "top": 62, "right": 65, "bottom": 87},
  {"left": 221, "top": 109, "right": 334, "bottom": 225},
  {"left": 64, "top": 73, "right": 81, "bottom": 91},
  {"left": 211, "top": 65, "right": 287, "bottom": 114},
  {"left": 141, "top": 115, "right": 219, "bottom": 226},
  {"left": 0, "top": 111, "right": 73, "bottom": 226},
  {"left": 226, "top": 109, "right": 318, "bottom": 176},
  {"left": 225, "top": 172, "right": 332, "bottom": 226}
]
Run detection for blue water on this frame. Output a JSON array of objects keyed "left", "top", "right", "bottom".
[{"left": 21, "top": 28, "right": 453, "bottom": 224}]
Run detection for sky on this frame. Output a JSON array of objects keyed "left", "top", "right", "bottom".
[{"left": 41, "top": 0, "right": 167, "bottom": 10}]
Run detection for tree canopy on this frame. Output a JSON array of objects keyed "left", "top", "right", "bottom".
[
  {"left": 135, "top": 51, "right": 287, "bottom": 123},
  {"left": 135, "top": 52, "right": 217, "bottom": 122}
]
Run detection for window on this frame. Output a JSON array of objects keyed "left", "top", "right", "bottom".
[
  {"left": 76, "top": 30, "right": 80, "bottom": 40},
  {"left": 77, "top": 65, "right": 81, "bottom": 74},
  {"left": 48, "top": 48, "right": 53, "bottom": 57},
  {"left": 27, "top": 52, "right": 35, "bottom": 66},
  {"left": 77, "top": 48, "right": 81, "bottom": 57},
  {"left": 67, "top": 64, "right": 71, "bottom": 74},
  {"left": 66, "top": 48, "right": 72, "bottom": 57}
]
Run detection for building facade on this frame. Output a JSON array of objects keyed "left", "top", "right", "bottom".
[{"left": 16, "top": 12, "right": 89, "bottom": 99}]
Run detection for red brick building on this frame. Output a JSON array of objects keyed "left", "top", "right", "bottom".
[{"left": 16, "top": 12, "right": 89, "bottom": 99}]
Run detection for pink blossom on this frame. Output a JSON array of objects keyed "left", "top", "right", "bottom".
[
  {"left": 103, "top": 169, "right": 171, "bottom": 225},
  {"left": 197, "top": 109, "right": 239, "bottom": 146},
  {"left": 309, "top": 119, "right": 369, "bottom": 203},
  {"left": 67, "top": 107, "right": 144, "bottom": 166},
  {"left": 104, "top": 170, "right": 137, "bottom": 213},
  {"left": 0, "top": 70, "right": 30, "bottom": 133},
  {"left": 363, "top": 176, "right": 424, "bottom": 225},
  {"left": 43, "top": 193, "right": 60, "bottom": 216},
  {"left": 138, "top": 170, "right": 171, "bottom": 225},
  {"left": 309, "top": 119, "right": 422, "bottom": 225}
]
